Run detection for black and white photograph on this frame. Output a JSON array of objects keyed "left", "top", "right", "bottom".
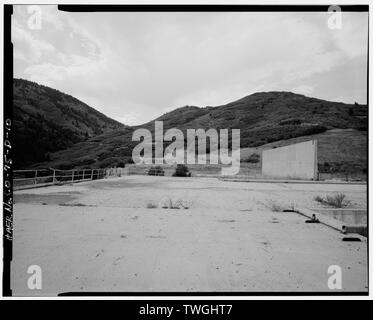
[{"left": 2, "top": 3, "right": 369, "bottom": 298}]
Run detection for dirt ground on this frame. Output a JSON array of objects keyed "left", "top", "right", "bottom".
[{"left": 12, "top": 176, "right": 367, "bottom": 295}]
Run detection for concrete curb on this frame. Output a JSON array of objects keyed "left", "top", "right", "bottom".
[
  {"left": 295, "top": 207, "right": 367, "bottom": 238},
  {"left": 296, "top": 207, "right": 345, "bottom": 232}
]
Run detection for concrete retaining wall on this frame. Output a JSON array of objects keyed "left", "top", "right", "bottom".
[
  {"left": 311, "top": 208, "right": 367, "bottom": 226},
  {"left": 262, "top": 140, "right": 318, "bottom": 180},
  {"left": 297, "top": 207, "right": 367, "bottom": 237}
]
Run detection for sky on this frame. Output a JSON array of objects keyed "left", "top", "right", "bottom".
[{"left": 12, "top": 5, "right": 368, "bottom": 125}]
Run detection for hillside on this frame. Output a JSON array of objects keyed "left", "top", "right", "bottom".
[
  {"left": 13, "top": 79, "right": 124, "bottom": 168},
  {"left": 148, "top": 91, "right": 367, "bottom": 147},
  {"left": 32, "top": 90, "right": 367, "bottom": 173}
]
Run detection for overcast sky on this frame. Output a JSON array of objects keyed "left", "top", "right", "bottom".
[{"left": 13, "top": 5, "right": 368, "bottom": 125}]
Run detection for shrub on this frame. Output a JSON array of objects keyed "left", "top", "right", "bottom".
[
  {"left": 172, "top": 198, "right": 190, "bottom": 209},
  {"left": 158, "top": 196, "right": 190, "bottom": 209},
  {"left": 172, "top": 164, "right": 191, "bottom": 177},
  {"left": 147, "top": 166, "right": 165, "bottom": 176},
  {"left": 313, "top": 192, "right": 351, "bottom": 208}
]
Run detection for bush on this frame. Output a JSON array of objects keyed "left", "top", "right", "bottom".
[
  {"left": 147, "top": 166, "right": 165, "bottom": 176},
  {"left": 172, "top": 164, "right": 191, "bottom": 177},
  {"left": 313, "top": 192, "right": 351, "bottom": 208}
]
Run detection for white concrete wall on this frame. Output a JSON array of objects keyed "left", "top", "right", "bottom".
[{"left": 262, "top": 140, "right": 318, "bottom": 180}]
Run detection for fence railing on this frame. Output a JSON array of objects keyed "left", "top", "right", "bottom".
[{"left": 14, "top": 168, "right": 107, "bottom": 190}]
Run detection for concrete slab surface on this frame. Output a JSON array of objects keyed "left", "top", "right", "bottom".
[{"left": 12, "top": 176, "right": 368, "bottom": 295}]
